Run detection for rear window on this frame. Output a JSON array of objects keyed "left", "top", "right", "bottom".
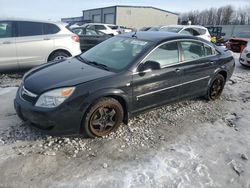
[
  {"left": 160, "top": 27, "right": 183, "bottom": 33},
  {"left": 195, "top": 28, "right": 207, "bottom": 35},
  {"left": 44, "top": 23, "right": 60, "bottom": 34},
  {"left": 181, "top": 41, "right": 205, "bottom": 61},
  {"left": 18, "top": 21, "right": 43, "bottom": 37},
  {"left": 108, "top": 25, "right": 118, "bottom": 30}
]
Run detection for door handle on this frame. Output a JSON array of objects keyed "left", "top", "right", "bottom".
[
  {"left": 210, "top": 61, "right": 215, "bottom": 65},
  {"left": 175, "top": 68, "right": 181, "bottom": 73},
  {"left": 2, "top": 41, "right": 11, "bottom": 44}
]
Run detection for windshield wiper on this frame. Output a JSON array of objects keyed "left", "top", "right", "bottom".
[{"left": 78, "top": 56, "right": 110, "bottom": 71}]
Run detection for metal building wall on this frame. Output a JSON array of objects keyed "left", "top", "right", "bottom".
[{"left": 116, "top": 7, "right": 178, "bottom": 29}]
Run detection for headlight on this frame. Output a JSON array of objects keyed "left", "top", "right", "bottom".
[{"left": 35, "top": 87, "right": 75, "bottom": 108}]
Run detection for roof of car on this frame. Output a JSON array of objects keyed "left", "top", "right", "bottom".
[
  {"left": 119, "top": 31, "right": 202, "bottom": 43},
  {"left": 0, "top": 18, "right": 64, "bottom": 25},
  {"left": 163, "top": 25, "right": 207, "bottom": 29}
]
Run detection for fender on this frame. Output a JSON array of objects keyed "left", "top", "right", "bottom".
[{"left": 208, "top": 67, "right": 228, "bottom": 86}]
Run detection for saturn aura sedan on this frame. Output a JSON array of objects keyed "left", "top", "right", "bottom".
[{"left": 14, "top": 32, "right": 235, "bottom": 137}]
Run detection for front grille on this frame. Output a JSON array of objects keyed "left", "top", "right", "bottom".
[{"left": 20, "top": 86, "right": 38, "bottom": 104}]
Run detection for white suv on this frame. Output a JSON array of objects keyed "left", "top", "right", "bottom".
[
  {"left": 83, "top": 23, "right": 120, "bottom": 36},
  {"left": 0, "top": 19, "right": 81, "bottom": 71},
  {"left": 157, "top": 25, "right": 211, "bottom": 42},
  {"left": 240, "top": 42, "right": 250, "bottom": 67}
]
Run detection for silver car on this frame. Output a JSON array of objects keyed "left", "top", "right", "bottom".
[{"left": 0, "top": 19, "right": 81, "bottom": 71}]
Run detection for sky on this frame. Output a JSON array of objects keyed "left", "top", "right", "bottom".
[{"left": 0, "top": 0, "right": 249, "bottom": 21}]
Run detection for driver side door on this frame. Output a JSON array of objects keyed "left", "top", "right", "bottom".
[{"left": 132, "top": 42, "right": 182, "bottom": 113}]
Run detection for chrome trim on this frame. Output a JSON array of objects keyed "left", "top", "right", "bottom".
[
  {"left": 136, "top": 76, "right": 210, "bottom": 98},
  {"left": 133, "top": 39, "right": 217, "bottom": 73},
  {"left": 21, "top": 86, "right": 37, "bottom": 98}
]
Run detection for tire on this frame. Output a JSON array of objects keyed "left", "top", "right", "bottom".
[
  {"left": 83, "top": 97, "right": 124, "bottom": 138},
  {"left": 48, "top": 51, "right": 70, "bottom": 62},
  {"left": 206, "top": 74, "right": 226, "bottom": 101}
]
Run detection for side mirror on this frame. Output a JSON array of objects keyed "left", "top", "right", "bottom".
[{"left": 138, "top": 61, "right": 161, "bottom": 73}]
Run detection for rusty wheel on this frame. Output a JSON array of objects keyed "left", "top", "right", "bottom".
[
  {"left": 83, "top": 98, "right": 123, "bottom": 137},
  {"left": 207, "top": 74, "right": 225, "bottom": 100}
]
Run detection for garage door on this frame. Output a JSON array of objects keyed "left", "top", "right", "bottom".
[
  {"left": 92, "top": 15, "right": 101, "bottom": 23},
  {"left": 104, "top": 14, "right": 114, "bottom": 24}
]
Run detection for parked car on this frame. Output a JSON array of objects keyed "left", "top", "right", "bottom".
[
  {"left": 226, "top": 31, "right": 250, "bottom": 53},
  {"left": 0, "top": 19, "right": 81, "bottom": 72},
  {"left": 240, "top": 42, "right": 250, "bottom": 67},
  {"left": 83, "top": 23, "right": 121, "bottom": 36},
  {"left": 159, "top": 25, "right": 211, "bottom": 41},
  {"left": 118, "top": 25, "right": 134, "bottom": 33},
  {"left": 14, "top": 32, "right": 235, "bottom": 137},
  {"left": 71, "top": 27, "right": 111, "bottom": 52}
]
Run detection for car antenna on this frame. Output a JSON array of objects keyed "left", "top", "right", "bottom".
[{"left": 132, "top": 31, "right": 137, "bottom": 38}]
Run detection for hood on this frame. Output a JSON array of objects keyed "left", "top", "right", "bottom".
[{"left": 24, "top": 57, "right": 114, "bottom": 94}]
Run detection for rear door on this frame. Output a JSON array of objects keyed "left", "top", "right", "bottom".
[
  {"left": 0, "top": 21, "right": 18, "bottom": 71},
  {"left": 178, "top": 40, "right": 218, "bottom": 99},
  {"left": 16, "top": 21, "right": 54, "bottom": 69},
  {"left": 132, "top": 42, "right": 182, "bottom": 113}
]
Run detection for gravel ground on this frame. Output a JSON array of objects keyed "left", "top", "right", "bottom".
[{"left": 0, "top": 54, "right": 249, "bottom": 188}]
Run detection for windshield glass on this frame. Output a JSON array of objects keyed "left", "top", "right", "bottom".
[
  {"left": 236, "top": 32, "right": 250, "bottom": 38},
  {"left": 160, "top": 27, "right": 183, "bottom": 33},
  {"left": 80, "top": 37, "right": 151, "bottom": 71}
]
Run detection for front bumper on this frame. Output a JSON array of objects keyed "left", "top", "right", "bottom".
[
  {"left": 239, "top": 56, "right": 250, "bottom": 67},
  {"left": 14, "top": 87, "right": 84, "bottom": 136}
]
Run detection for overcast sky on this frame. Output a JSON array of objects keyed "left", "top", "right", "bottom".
[{"left": 0, "top": 0, "right": 249, "bottom": 21}]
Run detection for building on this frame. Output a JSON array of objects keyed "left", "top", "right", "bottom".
[
  {"left": 61, "top": 5, "right": 179, "bottom": 29},
  {"left": 82, "top": 5, "right": 178, "bottom": 29}
]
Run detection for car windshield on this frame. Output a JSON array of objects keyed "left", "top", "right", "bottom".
[
  {"left": 160, "top": 27, "right": 183, "bottom": 33},
  {"left": 235, "top": 32, "right": 250, "bottom": 38},
  {"left": 80, "top": 37, "right": 151, "bottom": 71}
]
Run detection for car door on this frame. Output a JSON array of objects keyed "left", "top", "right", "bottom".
[
  {"left": 132, "top": 42, "right": 182, "bottom": 113},
  {"left": 178, "top": 40, "right": 217, "bottom": 99},
  {"left": 0, "top": 21, "right": 18, "bottom": 71},
  {"left": 16, "top": 21, "right": 54, "bottom": 69}
]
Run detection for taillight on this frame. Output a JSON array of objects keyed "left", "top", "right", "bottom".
[{"left": 71, "top": 35, "right": 80, "bottom": 43}]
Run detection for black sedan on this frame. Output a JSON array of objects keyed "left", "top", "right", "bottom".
[
  {"left": 71, "top": 27, "right": 111, "bottom": 52},
  {"left": 14, "top": 32, "right": 235, "bottom": 137}
]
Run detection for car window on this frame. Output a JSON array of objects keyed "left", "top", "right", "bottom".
[
  {"left": 160, "top": 27, "right": 183, "bottom": 33},
  {"left": 196, "top": 28, "right": 206, "bottom": 35},
  {"left": 87, "top": 25, "right": 95, "bottom": 30},
  {"left": 18, "top": 21, "right": 43, "bottom": 37},
  {"left": 204, "top": 44, "right": 213, "bottom": 56},
  {"left": 72, "top": 28, "right": 85, "bottom": 35},
  {"left": 108, "top": 25, "right": 118, "bottom": 30},
  {"left": 0, "top": 21, "right": 12, "bottom": 38},
  {"left": 86, "top": 29, "right": 99, "bottom": 36},
  {"left": 95, "top": 25, "right": 106, "bottom": 30},
  {"left": 44, "top": 23, "right": 60, "bottom": 34},
  {"left": 181, "top": 41, "right": 205, "bottom": 61},
  {"left": 192, "top": 29, "right": 200, "bottom": 36},
  {"left": 180, "top": 29, "right": 193, "bottom": 36},
  {"left": 145, "top": 42, "right": 179, "bottom": 67}
]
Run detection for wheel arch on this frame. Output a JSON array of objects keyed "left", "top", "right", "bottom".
[{"left": 47, "top": 49, "right": 72, "bottom": 62}]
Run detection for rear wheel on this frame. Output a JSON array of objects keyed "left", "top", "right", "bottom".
[
  {"left": 48, "top": 51, "right": 70, "bottom": 62},
  {"left": 206, "top": 74, "right": 225, "bottom": 100},
  {"left": 83, "top": 98, "right": 124, "bottom": 138}
]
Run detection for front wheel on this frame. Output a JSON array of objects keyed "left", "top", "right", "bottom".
[
  {"left": 83, "top": 98, "right": 124, "bottom": 138},
  {"left": 206, "top": 74, "right": 226, "bottom": 101}
]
